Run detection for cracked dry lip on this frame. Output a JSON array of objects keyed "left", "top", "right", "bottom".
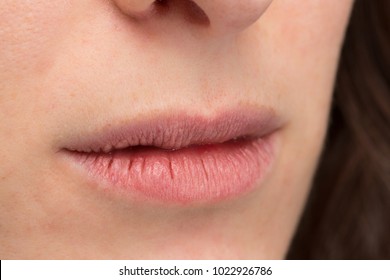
[{"left": 62, "top": 108, "right": 281, "bottom": 204}]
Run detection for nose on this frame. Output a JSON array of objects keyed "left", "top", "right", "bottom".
[
  {"left": 114, "top": 0, "right": 273, "bottom": 35},
  {"left": 114, "top": 0, "right": 156, "bottom": 16},
  {"left": 195, "top": 0, "right": 273, "bottom": 32}
]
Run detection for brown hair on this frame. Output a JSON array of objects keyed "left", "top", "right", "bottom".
[{"left": 287, "top": 0, "right": 390, "bottom": 259}]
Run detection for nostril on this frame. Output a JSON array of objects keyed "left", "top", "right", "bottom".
[
  {"left": 155, "top": 0, "right": 210, "bottom": 27},
  {"left": 115, "top": 0, "right": 209, "bottom": 26},
  {"left": 183, "top": 0, "right": 210, "bottom": 27},
  {"left": 154, "top": 0, "right": 168, "bottom": 8},
  {"left": 114, "top": 0, "right": 270, "bottom": 34}
]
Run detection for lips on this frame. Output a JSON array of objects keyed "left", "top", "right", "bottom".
[{"left": 62, "top": 109, "right": 281, "bottom": 204}]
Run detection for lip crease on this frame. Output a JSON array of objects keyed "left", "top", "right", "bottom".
[{"left": 62, "top": 108, "right": 282, "bottom": 204}]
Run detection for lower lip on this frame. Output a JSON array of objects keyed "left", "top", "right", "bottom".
[{"left": 67, "top": 136, "right": 276, "bottom": 204}]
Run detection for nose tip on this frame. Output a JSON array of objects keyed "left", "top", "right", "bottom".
[{"left": 114, "top": 0, "right": 273, "bottom": 35}]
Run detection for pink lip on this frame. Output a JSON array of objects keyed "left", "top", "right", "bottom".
[{"left": 63, "top": 109, "right": 281, "bottom": 204}]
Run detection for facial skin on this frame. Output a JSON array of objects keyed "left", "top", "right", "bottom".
[{"left": 0, "top": 0, "right": 353, "bottom": 259}]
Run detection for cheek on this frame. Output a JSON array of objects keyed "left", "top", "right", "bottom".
[
  {"left": 0, "top": 1, "right": 74, "bottom": 156},
  {"left": 0, "top": 1, "right": 72, "bottom": 77},
  {"left": 251, "top": 0, "right": 354, "bottom": 237},
  {"left": 259, "top": 0, "right": 353, "bottom": 128}
]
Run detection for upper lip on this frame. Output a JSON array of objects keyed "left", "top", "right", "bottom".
[{"left": 63, "top": 107, "right": 282, "bottom": 153}]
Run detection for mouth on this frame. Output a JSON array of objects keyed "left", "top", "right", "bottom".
[{"left": 61, "top": 108, "right": 282, "bottom": 205}]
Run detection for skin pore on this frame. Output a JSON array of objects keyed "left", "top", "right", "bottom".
[{"left": 0, "top": 0, "right": 353, "bottom": 259}]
